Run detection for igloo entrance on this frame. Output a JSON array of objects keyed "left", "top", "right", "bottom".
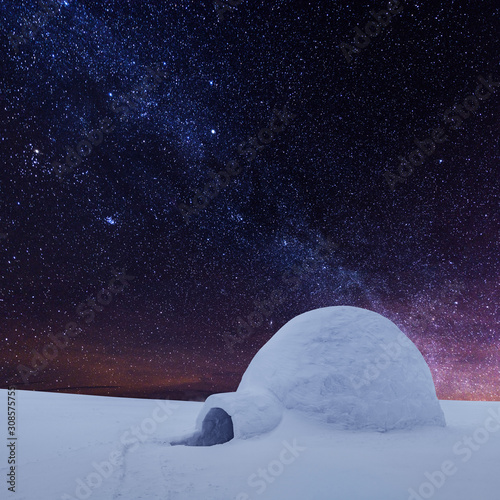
[{"left": 172, "top": 407, "right": 234, "bottom": 446}]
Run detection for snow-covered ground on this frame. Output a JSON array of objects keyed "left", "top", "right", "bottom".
[{"left": 1, "top": 389, "right": 499, "bottom": 500}]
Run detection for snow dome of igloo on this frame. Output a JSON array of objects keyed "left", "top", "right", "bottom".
[{"left": 188, "top": 306, "right": 445, "bottom": 445}]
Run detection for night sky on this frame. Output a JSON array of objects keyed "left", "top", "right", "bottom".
[{"left": 1, "top": 0, "right": 498, "bottom": 401}]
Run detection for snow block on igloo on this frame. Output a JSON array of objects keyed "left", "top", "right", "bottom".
[{"left": 237, "top": 306, "right": 446, "bottom": 431}]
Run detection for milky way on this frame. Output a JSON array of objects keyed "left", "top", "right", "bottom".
[{"left": 0, "top": 0, "right": 498, "bottom": 401}]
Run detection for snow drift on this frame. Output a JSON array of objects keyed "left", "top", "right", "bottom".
[{"left": 190, "top": 306, "right": 445, "bottom": 444}]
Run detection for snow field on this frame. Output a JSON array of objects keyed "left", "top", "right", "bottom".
[{"left": 1, "top": 391, "right": 499, "bottom": 500}]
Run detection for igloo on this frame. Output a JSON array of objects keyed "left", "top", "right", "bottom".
[{"left": 183, "top": 306, "right": 445, "bottom": 445}]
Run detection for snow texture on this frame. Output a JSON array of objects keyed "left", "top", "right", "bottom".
[
  {"left": 198, "top": 306, "right": 445, "bottom": 438},
  {"left": 3, "top": 389, "right": 498, "bottom": 500}
]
